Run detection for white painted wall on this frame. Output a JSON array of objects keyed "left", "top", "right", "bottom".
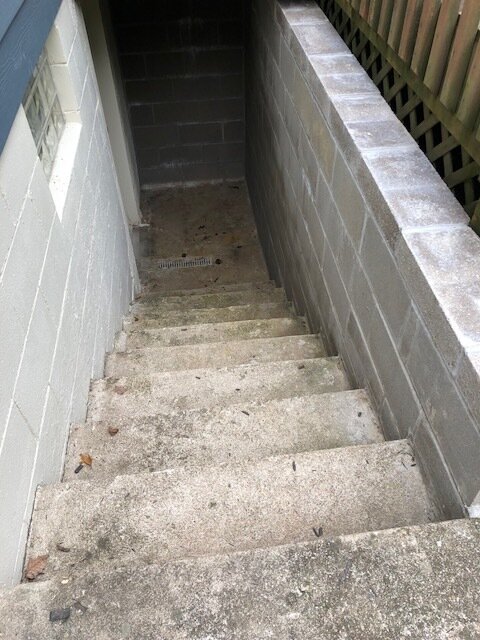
[
  {"left": 0, "top": 0, "right": 139, "bottom": 586},
  {"left": 80, "top": 0, "right": 142, "bottom": 225}
]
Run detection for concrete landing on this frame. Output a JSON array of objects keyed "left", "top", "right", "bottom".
[
  {"left": 106, "top": 335, "right": 326, "bottom": 375},
  {"left": 27, "top": 442, "right": 438, "bottom": 577},
  {"left": 88, "top": 357, "right": 350, "bottom": 420},
  {"left": 119, "top": 316, "right": 309, "bottom": 349},
  {"left": 2, "top": 520, "right": 478, "bottom": 639},
  {"left": 65, "top": 390, "right": 383, "bottom": 479}
]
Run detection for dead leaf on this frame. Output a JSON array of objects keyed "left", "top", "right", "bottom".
[
  {"left": 25, "top": 554, "right": 48, "bottom": 581},
  {"left": 108, "top": 426, "right": 119, "bottom": 436},
  {"left": 80, "top": 454, "right": 93, "bottom": 467},
  {"left": 114, "top": 385, "right": 127, "bottom": 395}
]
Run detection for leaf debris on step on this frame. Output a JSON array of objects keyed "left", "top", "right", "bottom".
[
  {"left": 25, "top": 555, "right": 48, "bottom": 581},
  {"left": 80, "top": 454, "right": 93, "bottom": 467},
  {"left": 114, "top": 385, "right": 128, "bottom": 395}
]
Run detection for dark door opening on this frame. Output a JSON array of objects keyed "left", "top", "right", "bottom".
[{"left": 109, "top": 0, "right": 246, "bottom": 188}]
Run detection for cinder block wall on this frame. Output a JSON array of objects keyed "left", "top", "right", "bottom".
[
  {"left": 110, "top": 0, "right": 246, "bottom": 186},
  {"left": 0, "top": 0, "right": 138, "bottom": 585},
  {"left": 246, "top": 0, "right": 480, "bottom": 516}
]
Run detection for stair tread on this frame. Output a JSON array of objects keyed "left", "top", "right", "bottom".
[
  {"left": 126, "top": 301, "right": 293, "bottom": 328},
  {"left": 88, "top": 357, "right": 350, "bottom": 420},
  {"left": 3, "top": 520, "right": 477, "bottom": 639},
  {"left": 134, "top": 286, "right": 285, "bottom": 312},
  {"left": 139, "top": 280, "right": 276, "bottom": 298},
  {"left": 66, "top": 390, "right": 383, "bottom": 480},
  {"left": 106, "top": 334, "right": 326, "bottom": 375},
  {"left": 28, "top": 441, "right": 438, "bottom": 577},
  {"left": 120, "top": 317, "right": 309, "bottom": 349}
]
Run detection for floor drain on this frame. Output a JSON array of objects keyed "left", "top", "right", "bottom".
[{"left": 154, "top": 256, "right": 215, "bottom": 270}]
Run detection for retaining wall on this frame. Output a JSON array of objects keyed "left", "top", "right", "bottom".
[
  {"left": 246, "top": 0, "right": 480, "bottom": 516},
  {"left": 0, "top": 0, "right": 138, "bottom": 585}
]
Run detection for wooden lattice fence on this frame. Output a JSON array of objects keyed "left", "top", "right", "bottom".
[{"left": 317, "top": 0, "right": 480, "bottom": 234}]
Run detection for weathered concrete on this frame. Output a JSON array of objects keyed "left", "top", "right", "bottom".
[
  {"left": 135, "top": 286, "right": 284, "bottom": 311},
  {"left": 132, "top": 285, "right": 285, "bottom": 315},
  {"left": 140, "top": 244, "right": 266, "bottom": 274},
  {"left": 142, "top": 182, "right": 259, "bottom": 256},
  {"left": 119, "top": 317, "right": 309, "bottom": 349},
  {"left": 138, "top": 281, "right": 276, "bottom": 299},
  {"left": 27, "top": 441, "right": 438, "bottom": 577},
  {"left": 88, "top": 358, "right": 350, "bottom": 420},
  {"left": 106, "top": 335, "right": 326, "bottom": 375},
  {"left": 2, "top": 520, "right": 478, "bottom": 639},
  {"left": 65, "top": 390, "right": 383, "bottom": 479},
  {"left": 140, "top": 261, "right": 269, "bottom": 292},
  {"left": 125, "top": 301, "right": 293, "bottom": 328}
]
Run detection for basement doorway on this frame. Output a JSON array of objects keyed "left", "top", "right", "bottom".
[{"left": 108, "top": 1, "right": 246, "bottom": 189}]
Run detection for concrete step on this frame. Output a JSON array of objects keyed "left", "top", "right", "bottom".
[
  {"left": 119, "top": 317, "right": 309, "bottom": 349},
  {"left": 106, "top": 335, "right": 326, "bottom": 376},
  {"left": 27, "top": 441, "right": 438, "bottom": 579},
  {"left": 124, "top": 302, "right": 293, "bottom": 329},
  {"left": 88, "top": 357, "right": 350, "bottom": 421},
  {"left": 65, "top": 390, "right": 383, "bottom": 480},
  {"left": 137, "top": 280, "right": 276, "bottom": 301},
  {"left": 3, "top": 520, "right": 477, "bottom": 638},
  {"left": 134, "top": 286, "right": 286, "bottom": 313},
  {"left": 140, "top": 262, "right": 269, "bottom": 292}
]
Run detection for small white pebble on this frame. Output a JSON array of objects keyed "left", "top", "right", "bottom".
[{"left": 61, "top": 578, "right": 69, "bottom": 585}]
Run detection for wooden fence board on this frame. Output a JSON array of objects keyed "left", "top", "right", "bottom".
[
  {"left": 411, "top": 0, "right": 441, "bottom": 78},
  {"left": 423, "top": 0, "right": 461, "bottom": 95},
  {"left": 377, "top": 0, "right": 394, "bottom": 39},
  {"left": 398, "top": 0, "right": 423, "bottom": 64},
  {"left": 367, "top": 0, "right": 383, "bottom": 29},
  {"left": 440, "top": 0, "right": 480, "bottom": 112},
  {"left": 457, "top": 36, "right": 480, "bottom": 129},
  {"left": 387, "top": 0, "right": 408, "bottom": 52}
]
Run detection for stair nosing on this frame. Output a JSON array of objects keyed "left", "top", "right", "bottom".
[
  {"left": 97, "top": 355, "right": 344, "bottom": 383},
  {"left": 46, "top": 439, "right": 410, "bottom": 493}
]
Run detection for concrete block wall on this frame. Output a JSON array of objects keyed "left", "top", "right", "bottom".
[
  {"left": 0, "top": 0, "right": 138, "bottom": 586},
  {"left": 246, "top": 0, "right": 480, "bottom": 517},
  {"left": 110, "top": 0, "right": 246, "bottom": 186}
]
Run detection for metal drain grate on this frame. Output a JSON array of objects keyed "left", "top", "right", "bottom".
[{"left": 154, "top": 256, "right": 215, "bottom": 270}]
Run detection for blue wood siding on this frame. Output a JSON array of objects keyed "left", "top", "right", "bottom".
[{"left": 0, "top": 0, "right": 61, "bottom": 154}]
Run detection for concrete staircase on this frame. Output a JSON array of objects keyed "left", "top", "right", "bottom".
[{"left": 0, "top": 184, "right": 478, "bottom": 638}]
